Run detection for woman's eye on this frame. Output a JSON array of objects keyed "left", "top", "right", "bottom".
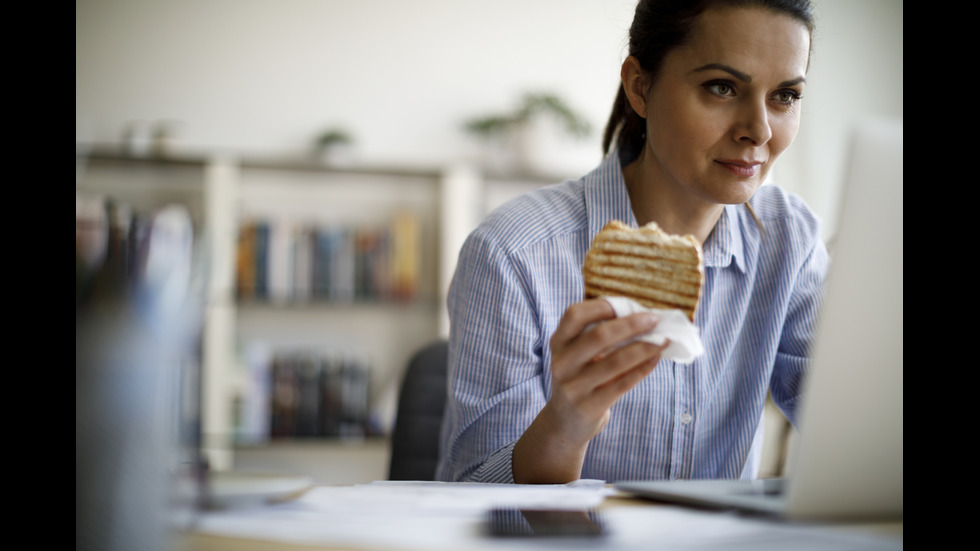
[
  {"left": 773, "top": 90, "right": 803, "bottom": 105},
  {"left": 704, "top": 81, "right": 736, "bottom": 97}
]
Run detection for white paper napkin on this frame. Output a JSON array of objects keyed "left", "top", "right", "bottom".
[{"left": 603, "top": 296, "right": 704, "bottom": 364}]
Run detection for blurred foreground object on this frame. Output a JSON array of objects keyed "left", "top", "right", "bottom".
[{"left": 76, "top": 200, "right": 207, "bottom": 551}]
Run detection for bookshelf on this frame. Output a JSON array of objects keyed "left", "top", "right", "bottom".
[
  {"left": 77, "top": 146, "right": 486, "bottom": 475},
  {"left": 77, "top": 145, "right": 561, "bottom": 482},
  {"left": 229, "top": 160, "right": 448, "bottom": 465}
]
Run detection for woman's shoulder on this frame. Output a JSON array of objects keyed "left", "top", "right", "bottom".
[
  {"left": 469, "top": 178, "right": 588, "bottom": 253},
  {"left": 747, "top": 184, "right": 823, "bottom": 242}
]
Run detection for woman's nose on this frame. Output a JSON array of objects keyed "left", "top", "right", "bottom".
[{"left": 733, "top": 98, "right": 772, "bottom": 146}]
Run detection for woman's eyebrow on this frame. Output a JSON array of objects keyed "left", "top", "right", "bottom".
[
  {"left": 692, "top": 63, "right": 806, "bottom": 87},
  {"left": 693, "top": 63, "right": 752, "bottom": 82},
  {"left": 778, "top": 76, "right": 807, "bottom": 87}
]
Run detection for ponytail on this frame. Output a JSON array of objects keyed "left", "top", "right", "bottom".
[
  {"left": 602, "top": 84, "right": 646, "bottom": 163},
  {"left": 602, "top": 86, "right": 627, "bottom": 156}
]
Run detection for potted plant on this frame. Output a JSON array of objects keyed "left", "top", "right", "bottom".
[
  {"left": 314, "top": 127, "right": 355, "bottom": 165},
  {"left": 464, "top": 92, "right": 592, "bottom": 174}
]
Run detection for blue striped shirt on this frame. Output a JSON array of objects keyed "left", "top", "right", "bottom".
[{"left": 436, "top": 151, "right": 828, "bottom": 483}]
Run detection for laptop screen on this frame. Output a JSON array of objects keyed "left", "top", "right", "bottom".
[{"left": 785, "top": 117, "right": 903, "bottom": 519}]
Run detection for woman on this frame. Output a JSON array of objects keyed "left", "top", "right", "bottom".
[{"left": 436, "top": 0, "right": 828, "bottom": 484}]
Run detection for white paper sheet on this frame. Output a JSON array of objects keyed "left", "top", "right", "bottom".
[
  {"left": 192, "top": 480, "right": 611, "bottom": 550},
  {"left": 188, "top": 481, "right": 901, "bottom": 551}
]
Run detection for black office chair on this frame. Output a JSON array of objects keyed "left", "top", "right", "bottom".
[{"left": 388, "top": 339, "right": 449, "bottom": 481}]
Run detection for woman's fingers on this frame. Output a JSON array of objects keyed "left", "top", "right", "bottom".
[
  {"left": 559, "top": 339, "right": 666, "bottom": 404},
  {"left": 551, "top": 302, "right": 660, "bottom": 380},
  {"left": 581, "top": 313, "right": 659, "bottom": 362},
  {"left": 550, "top": 299, "right": 617, "bottom": 345},
  {"left": 591, "top": 340, "right": 665, "bottom": 395}
]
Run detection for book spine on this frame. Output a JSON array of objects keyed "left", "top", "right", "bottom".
[
  {"left": 389, "top": 211, "right": 420, "bottom": 301},
  {"left": 292, "top": 225, "right": 314, "bottom": 303},
  {"left": 313, "top": 227, "right": 333, "bottom": 301},
  {"left": 294, "top": 354, "right": 322, "bottom": 437},
  {"left": 236, "top": 221, "right": 256, "bottom": 301},
  {"left": 330, "top": 227, "right": 356, "bottom": 303},
  {"left": 267, "top": 218, "right": 294, "bottom": 304},
  {"left": 356, "top": 226, "right": 387, "bottom": 301},
  {"left": 253, "top": 221, "right": 269, "bottom": 300},
  {"left": 319, "top": 357, "right": 343, "bottom": 438},
  {"left": 269, "top": 354, "right": 298, "bottom": 438}
]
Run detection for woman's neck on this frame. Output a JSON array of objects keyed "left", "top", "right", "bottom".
[{"left": 622, "top": 153, "right": 724, "bottom": 246}]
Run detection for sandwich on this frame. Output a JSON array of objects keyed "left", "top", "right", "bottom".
[{"left": 583, "top": 220, "right": 704, "bottom": 322}]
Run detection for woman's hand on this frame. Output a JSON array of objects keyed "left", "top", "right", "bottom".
[{"left": 512, "top": 298, "right": 666, "bottom": 483}]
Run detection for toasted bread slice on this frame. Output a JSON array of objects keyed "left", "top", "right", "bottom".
[{"left": 583, "top": 220, "right": 704, "bottom": 321}]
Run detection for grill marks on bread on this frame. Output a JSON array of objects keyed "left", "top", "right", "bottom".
[{"left": 583, "top": 220, "right": 704, "bottom": 321}]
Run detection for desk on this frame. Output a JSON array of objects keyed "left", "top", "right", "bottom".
[{"left": 172, "top": 482, "right": 902, "bottom": 551}]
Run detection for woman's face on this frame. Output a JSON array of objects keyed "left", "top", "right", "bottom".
[{"left": 634, "top": 6, "right": 811, "bottom": 207}]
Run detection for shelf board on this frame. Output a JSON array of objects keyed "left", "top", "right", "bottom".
[
  {"left": 239, "top": 157, "right": 444, "bottom": 179},
  {"left": 77, "top": 143, "right": 446, "bottom": 179},
  {"left": 233, "top": 297, "right": 439, "bottom": 312},
  {"left": 78, "top": 144, "right": 212, "bottom": 168},
  {"left": 78, "top": 142, "right": 580, "bottom": 184},
  {"left": 234, "top": 435, "right": 390, "bottom": 450}
]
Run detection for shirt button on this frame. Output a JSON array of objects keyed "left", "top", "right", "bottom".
[{"left": 681, "top": 412, "right": 693, "bottom": 425}]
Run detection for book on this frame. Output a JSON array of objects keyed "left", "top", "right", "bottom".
[
  {"left": 319, "top": 357, "right": 344, "bottom": 437},
  {"left": 389, "top": 211, "right": 421, "bottom": 301},
  {"left": 253, "top": 221, "right": 269, "bottom": 300},
  {"left": 235, "top": 221, "right": 257, "bottom": 301},
  {"left": 314, "top": 226, "right": 355, "bottom": 303},
  {"left": 312, "top": 227, "right": 333, "bottom": 300},
  {"left": 292, "top": 224, "right": 315, "bottom": 303},
  {"left": 269, "top": 355, "right": 298, "bottom": 438},
  {"left": 266, "top": 218, "right": 295, "bottom": 304},
  {"left": 355, "top": 225, "right": 388, "bottom": 301},
  {"left": 338, "top": 357, "right": 370, "bottom": 439},
  {"left": 294, "top": 354, "right": 322, "bottom": 437}
]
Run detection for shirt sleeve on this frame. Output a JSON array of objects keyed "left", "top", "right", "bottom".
[
  {"left": 769, "top": 217, "right": 830, "bottom": 428},
  {"left": 435, "top": 228, "right": 548, "bottom": 483}
]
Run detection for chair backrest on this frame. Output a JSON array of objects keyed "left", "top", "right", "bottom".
[{"left": 387, "top": 339, "right": 449, "bottom": 481}]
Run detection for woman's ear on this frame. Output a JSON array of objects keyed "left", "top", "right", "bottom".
[{"left": 621, "top": 56, "right": 648, "bottom": 119}]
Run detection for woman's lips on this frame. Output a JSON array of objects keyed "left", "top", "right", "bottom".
[{"left": 716, "top": 160, "right": 762, "bottom": 178}]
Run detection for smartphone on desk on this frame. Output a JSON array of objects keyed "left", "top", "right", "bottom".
[{"left": 485, "top": 508, "right": 607, "bottom": 538}]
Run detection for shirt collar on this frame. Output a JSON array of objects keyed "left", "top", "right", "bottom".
[
  {"left": 702, "top": 205, "right": 747, "bottom": 273},
  {"left": 584, "top": 147, "right": 747, "bottom": 273}
]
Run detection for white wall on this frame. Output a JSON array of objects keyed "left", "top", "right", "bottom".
[
  {"left": 779, "top": 0, "right": 904, "bottom": 236},
  {"left": 76, "top": 0, "right": 903, "bottom": 232}
]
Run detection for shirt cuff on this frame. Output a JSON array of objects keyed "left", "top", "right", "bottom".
[{"left": 467, "top": 441, "right": 518, "bottom": 483}]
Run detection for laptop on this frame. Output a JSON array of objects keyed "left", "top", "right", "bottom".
[{"left": 615, "top": 117, "right": 904, "bottom": 521}]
